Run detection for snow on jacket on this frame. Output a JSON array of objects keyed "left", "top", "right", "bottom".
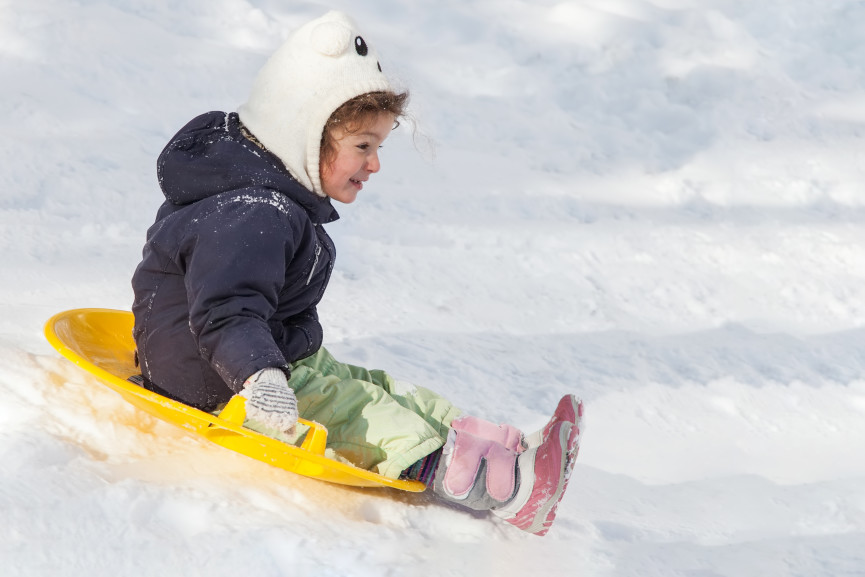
[{"left": 131, "top": 111, "right": 338, "bottom": 410}]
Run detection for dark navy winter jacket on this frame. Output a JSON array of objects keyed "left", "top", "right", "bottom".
[{"left": 131, "top": 111, "right": 338, "bottom": 410}]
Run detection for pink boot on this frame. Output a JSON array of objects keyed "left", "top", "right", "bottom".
[{"left": 433, "top": 408, "right": 584, "bottom": 536}]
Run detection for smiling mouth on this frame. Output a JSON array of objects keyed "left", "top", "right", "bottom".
[{"left": 350, "top": 178, "right": 364, "bottom": 188}]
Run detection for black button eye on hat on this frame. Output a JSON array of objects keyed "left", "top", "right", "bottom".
[{"left": 355, "top": 36, "right": 368, "bottom": 56}]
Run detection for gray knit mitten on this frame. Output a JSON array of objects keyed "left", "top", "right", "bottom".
[{"left": 241, "top": 367, "right": 299, "bottom": 434}]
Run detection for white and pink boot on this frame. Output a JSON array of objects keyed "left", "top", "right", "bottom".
[{"left": 432, "top": 395, "right": 584, "bottom": 536}]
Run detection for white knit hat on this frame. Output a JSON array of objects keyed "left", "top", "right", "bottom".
[{"left": 237, "top": 11, "right": 394, "bottom": 197}]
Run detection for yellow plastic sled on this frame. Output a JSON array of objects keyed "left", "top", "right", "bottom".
[{"left": 44, "top": 308, "right": 425, "bottom": 492}]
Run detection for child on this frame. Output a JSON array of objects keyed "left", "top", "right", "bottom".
[{"left": 131, "top": 10, "right": 583, "bottom": 536}]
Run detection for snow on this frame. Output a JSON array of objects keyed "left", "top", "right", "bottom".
[{"left": 2, "top": 0, "right": 864, "bottom": 575}]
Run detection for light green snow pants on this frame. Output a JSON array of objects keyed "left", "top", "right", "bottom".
[{"left": 247, "top": 347, "right": 461, "bottom": 479}]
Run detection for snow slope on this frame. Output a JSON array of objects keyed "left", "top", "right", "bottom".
[{"left": 2, "top": 0, "right": 864, "bottom": 575}]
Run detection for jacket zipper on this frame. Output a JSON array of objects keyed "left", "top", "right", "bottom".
[{"left": 306, "top": 243, "right": 321, "bottom": 286}]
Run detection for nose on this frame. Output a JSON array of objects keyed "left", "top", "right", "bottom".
[{"left": 366, "top": 151, "right": 381, "bottom": 174}]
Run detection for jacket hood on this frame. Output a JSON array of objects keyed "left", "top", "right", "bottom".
[{"left": 156, "top": 111, "right": 339, "bottom": 224}]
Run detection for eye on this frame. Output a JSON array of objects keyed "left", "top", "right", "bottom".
[{"left": 354, "top": 36, "right": 368, "bottom": 56}]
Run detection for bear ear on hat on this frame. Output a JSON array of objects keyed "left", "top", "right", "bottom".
[{"left": 310, "top": 19, "right": 352, "bottom": 57}]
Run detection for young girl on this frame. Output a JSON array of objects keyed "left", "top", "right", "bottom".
[{"left": 131, "top": 10, "right": 583, "bottom": 536}]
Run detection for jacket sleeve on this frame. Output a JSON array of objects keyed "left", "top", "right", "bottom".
[
  {"left": 180, "top": 198, "right": 296, "bottom": 393},
  {"left": 272, "top": 307, "right": 323, "bottom": 363}
]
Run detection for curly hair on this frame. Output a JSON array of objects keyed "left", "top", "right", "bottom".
[{"left": 320, "top": 91, "right": 409, "bottom": 171}]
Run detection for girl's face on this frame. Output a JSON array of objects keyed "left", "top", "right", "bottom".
[{"left": 320, "top": 113, "right": 395, "bottom": 204}]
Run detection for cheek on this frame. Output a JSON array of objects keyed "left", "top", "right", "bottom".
[
  {"left": 328, "top": 155, "right": 355, "bottom": 180},
  {"left": 321, "top": 156, "right": 343, "bottom": 185}
]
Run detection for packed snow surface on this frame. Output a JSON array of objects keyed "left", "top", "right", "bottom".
[{"left": 2, "top": 1, "right": 864, "bottom": 575}]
